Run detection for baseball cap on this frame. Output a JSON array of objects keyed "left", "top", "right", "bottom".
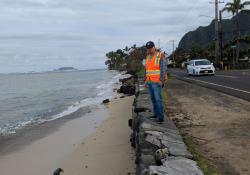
[{"left": 146, "top": 41, "right": 155, "bottom": 49}]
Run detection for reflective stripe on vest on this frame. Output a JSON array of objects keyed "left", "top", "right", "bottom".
[
  {"left": 146, "top": 70, "right": 160, "bottom": 75},
  {"left": 145, "top": 52, "right": 161, "bottom": 83}
]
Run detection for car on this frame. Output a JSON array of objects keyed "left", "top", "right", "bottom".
[{"left": 187, "top": 59, "right": 215, "bottom": 76}]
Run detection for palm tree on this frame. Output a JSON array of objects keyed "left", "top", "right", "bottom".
[{"left": 222, "top": 0, "right": 250, "bottom": 63}]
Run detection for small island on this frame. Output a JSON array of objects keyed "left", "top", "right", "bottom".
[{"left": 54, "top": 67, "right": 78, "bottom": 72}]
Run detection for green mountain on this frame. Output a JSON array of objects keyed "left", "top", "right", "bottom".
[{"left": 178, "top": 10, "right": 250, "bottom": 50}]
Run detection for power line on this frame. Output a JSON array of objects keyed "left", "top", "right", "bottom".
[{"left": 165, "top": 0, "right": 200, "bottom": 51}]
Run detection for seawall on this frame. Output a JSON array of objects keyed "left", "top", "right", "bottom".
[{"left": 128, "top": 79, "right": 204, "bottom": 175}]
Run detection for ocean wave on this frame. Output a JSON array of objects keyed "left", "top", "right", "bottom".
[{"left": 0, "top": 71, "right": 131, "bottom": 136}]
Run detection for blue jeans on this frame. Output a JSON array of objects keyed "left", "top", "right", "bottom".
[{"left": 148, "top": 82, "right": 164, "bottom": 120}]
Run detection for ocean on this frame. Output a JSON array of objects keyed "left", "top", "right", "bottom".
[{"left": 0, "top": 69, "right": 124, "bottom": 136}]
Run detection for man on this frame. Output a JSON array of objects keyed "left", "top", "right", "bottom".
[{"left": 145, "top": 41, "right": 167, "bottom": 124}]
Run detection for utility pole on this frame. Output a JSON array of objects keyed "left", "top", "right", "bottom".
[
  {"left": 169, "top": 40, "right": 176, "bottom": 62},
  {"left": 219, "top": 10, "right": 223, "bottom": 63},
  {"left": 210, "top": 0, "right": 224, "bottom": 65},
  {"left": 215, "top": 0, "right": 219, "bottom": 65}
]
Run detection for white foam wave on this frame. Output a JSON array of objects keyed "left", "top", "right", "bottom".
[{"left": 0, "top": 71, "right": 132, "bottom": 136}]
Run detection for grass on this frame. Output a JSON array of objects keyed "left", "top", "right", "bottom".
[
  {"left": 162, "top": 88, "right": 168, "bottom": 107},
  {"left": 183, "top": 136, "right": 220, "bottom": 175},
  {"left": 166, "top": 72, "right": 174, "bottom": 80}
]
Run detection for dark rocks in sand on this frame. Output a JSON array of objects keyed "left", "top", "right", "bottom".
[
  {"left": 128, "top": 119, "right": 133, "bottom": 127},
  {"left": 102, "top": 99, "right": 110, "bottom": 104},
  {"left": 118, "top": 75, "right": 137, "bottom": 96},
  {"left": 119, "top": 76, "right": 133, "bottom": 83},
  {"left": 118, "top": 85, "right": 135, "bottom": 95},
  {"left": 53, "top": 168, "right": 64, "bottom": 175}
]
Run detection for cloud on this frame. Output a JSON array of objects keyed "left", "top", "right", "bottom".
[{"left": 0, "top": 0, "right": 235, "bottom": 73}]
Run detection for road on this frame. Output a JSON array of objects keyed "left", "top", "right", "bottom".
[{"left": 169, "top": 68, "right": 250, "bottom": 102}]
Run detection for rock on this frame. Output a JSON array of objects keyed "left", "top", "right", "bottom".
[
  {"left": 145, "top": 134, "right": 161, "bottom": 147},
  {"left": 118, "top": 75, "right": 137, "bottom": 96},
  {"left": 118, "top": 85, "right": 136, "bottom": 95},
  {"left": 162, "top": 140, "right": 193, "bottom": 158},
  {"left": 134, "top": 107, "right": 151, "bottom": 113},
  {"left": 102, "top": 99, "right": 110, "bottom": 104},
  {"left": 154, "top": 148, "right": 169, "bottom": 165},
  {"left": 53, "top": 168, "right": 64, "bottom": 175},
  {"left": 128, "top": 119, "right": 133, "bottom": 127},
  {"left": 149, "top": 157, "right": 203, "bottom": 175},
  {"left": 119, "top": 76, "right": 132, "bottom": 83}
]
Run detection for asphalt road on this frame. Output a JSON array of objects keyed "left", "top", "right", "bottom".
[{"left": 169, "top": 68, "right": 250, "bottom": 102}]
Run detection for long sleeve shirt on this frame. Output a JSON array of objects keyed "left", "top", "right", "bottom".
[{"left": 160, "top": 57, "right": 167, "bottom": 82}]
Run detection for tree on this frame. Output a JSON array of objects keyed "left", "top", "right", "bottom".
[
  {"left": 189, "top": 43, "right": 209, "bottom": 59},
  {"left": 222, "top": 0, "right": 250, "bottom": 62},
  {"left": 105, "top": 50, "right": 126, "bottom": 70},
  {"left": 105, "top": 44, "right": 146, "bottom": 72},
  {"left": 126, "top": 46, "right": 146, "bottom": 72}
]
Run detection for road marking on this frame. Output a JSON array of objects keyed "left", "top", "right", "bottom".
[
  {"left": 172, "top": 70, "right": 186, "bottom": 73},
  {"left": 216, "top": 75, "right": 237, "bottom": 78},
  {"left": 242, "top": 72, "right": 250, "bottom": 76},
  {"left": 175, "top": 76, "right": 250, "bottom": 94}
]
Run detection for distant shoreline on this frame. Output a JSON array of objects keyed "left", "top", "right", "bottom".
[{"left": 0, "top": 68, "right": 107, "bottom": 75}]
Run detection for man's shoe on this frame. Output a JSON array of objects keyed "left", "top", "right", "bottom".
[
  {"left": 149, "top": 116, "right": 158, "bottom": 120},
  {"left": 157, "top": 119, "right": 164, "bottom": 124},
  {"left": 150, "top": 115, "right": 157, "bottom": 119}
]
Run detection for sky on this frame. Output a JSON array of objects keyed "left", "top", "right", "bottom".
[{"left": 0, "top": 0, "right": 230, "bottom": 73}]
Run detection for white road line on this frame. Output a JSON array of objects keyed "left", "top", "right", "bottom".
[
  {"left": 242, "top": 72, "right": 250, "bottom": 76},
  {"left": 216, "top": 75, "right": 237, "bottom": 78},
  {"left": 175, "top": 76, "right": 250, "bottom": 94}
]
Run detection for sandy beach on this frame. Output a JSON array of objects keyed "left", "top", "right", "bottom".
[
  {"left": 60, "top": 96, "right": 135, "bottom": 175},
  {"left": 0, "top": 96, "right": 135, "bottom": 175}
]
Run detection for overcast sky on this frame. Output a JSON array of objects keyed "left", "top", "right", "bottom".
[{"left": 0, "top": 0, "right": 232, "bottom": 73}]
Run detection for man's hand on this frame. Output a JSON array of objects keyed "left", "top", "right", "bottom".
[
  {"left": 144, "top": 82, "right": 148, "bottom": 88},
  {"left": 164, "top": 73, "right": 168, "bottom": 81},
  {"left": 158, "top": 81, "right": 165, "bottom": 88}
]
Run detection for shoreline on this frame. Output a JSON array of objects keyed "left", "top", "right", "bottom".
[
  {"left": 0, "top": 106, "right": 93, "bottom": 155},
  {"left": 0, "top": 104, "right": 109, "bottom": 175},
  {"left": 0, "top": 96, "right": 135, "bottom": 175},
  {"left": 0, "top": 70, "right": 126, "bottom": 138},
  {"left": 60, "top": 96, "right": 135, "bottom": 175}
]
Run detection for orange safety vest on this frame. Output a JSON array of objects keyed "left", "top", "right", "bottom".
[{"left": 145, "top": 51, "right": 161, "bottom": 83}]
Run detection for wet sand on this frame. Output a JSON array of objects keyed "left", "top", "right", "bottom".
[
  {"left": 0, "top": 96, "right": 135, "bottom": 175},
  {"left": 60, "top": 96, "right": 135, "bottom": 175}
]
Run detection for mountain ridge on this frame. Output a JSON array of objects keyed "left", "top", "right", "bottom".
[{"left": 178, "top": 10, "right": 250, "bottom": 50}]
